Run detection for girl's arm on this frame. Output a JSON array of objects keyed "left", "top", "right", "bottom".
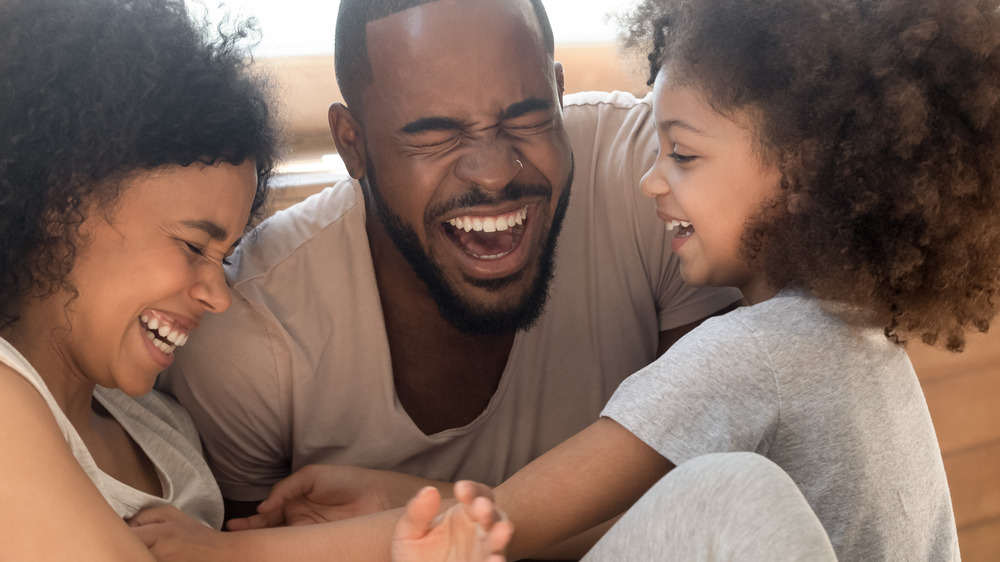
[
  {"left": 0, "top": 365, "right": 156, "bottom": 561},
  {"left": 495, "top": 417, "right": 673, "bottom": 559}
]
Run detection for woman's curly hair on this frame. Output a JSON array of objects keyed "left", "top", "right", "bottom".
[
  {"left": 0, "top": 0, "right": 281, "bottom": 330},
  {"left": 623, "top": 0, "right": 1000, "bottom": 351}
]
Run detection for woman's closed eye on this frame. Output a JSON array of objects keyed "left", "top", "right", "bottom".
[{"left": 184, "top": 241, "right": 231, "bottom": 266}]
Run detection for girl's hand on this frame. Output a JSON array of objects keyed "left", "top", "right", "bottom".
[{"left": 392, "top": 481, "right": 513, "bottom": 562}]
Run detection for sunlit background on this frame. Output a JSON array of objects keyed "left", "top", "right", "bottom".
[
  {"left": 193, "top": 0, "right": 640, "bottom": 57},
  {"left": 187, "top": 0, "right": 646, "bottom": 195}
]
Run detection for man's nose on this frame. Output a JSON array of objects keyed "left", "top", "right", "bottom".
[{"left": 453, "top": 137, "right": 522, "bottom": 191}]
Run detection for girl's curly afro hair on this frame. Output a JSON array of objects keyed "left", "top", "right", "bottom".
[
  {"left": 0, "top": 0, "right": 281, "bottom": 329},
  {"left": 624, "top": 0, "right": 1000, "bottom": 351}
]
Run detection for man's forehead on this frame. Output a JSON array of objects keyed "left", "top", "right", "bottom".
[
  {"left": 362, "top": 0, "right": 555, "bottom": 124},
  {"left": 364, "top": 0, "right": 546, "bottom": 71}
]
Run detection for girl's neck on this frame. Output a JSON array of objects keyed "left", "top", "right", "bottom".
[{"left": 739, "top": 274, "right": 779, "bottom": 306}]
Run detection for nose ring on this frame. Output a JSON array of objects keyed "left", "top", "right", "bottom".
[{"left": 515, "top": 159, "right": 523, "bottom": 170}]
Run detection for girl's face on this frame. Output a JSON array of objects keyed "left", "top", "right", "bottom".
[
  {"left": 641, "top": 68, "right": 782, "bottom": 305},
  {"left": 22, "top": 161, "right": 257, "bottom": 397}
]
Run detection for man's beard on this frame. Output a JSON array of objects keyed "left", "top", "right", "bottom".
[{"left": 364, "top": 155, "right": 573, "bottom": 335}]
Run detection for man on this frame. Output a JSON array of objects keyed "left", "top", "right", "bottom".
[{"left": 160, "top": 0, "right": 740, "bottom": 518}]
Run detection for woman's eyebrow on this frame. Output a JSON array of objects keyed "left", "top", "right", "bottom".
[{"left": 181, "top": 219, "right": 229, "bottom": 241}]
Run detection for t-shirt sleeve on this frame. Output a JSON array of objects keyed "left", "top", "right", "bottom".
[
  {"left": 157, "top": 291, "right": 291, "bottom": 502},
  {"left": 602, "top": 313, "right": 780, "bottom": 465}
]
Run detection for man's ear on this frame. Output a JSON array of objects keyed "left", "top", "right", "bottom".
[
  {"left": 554, "top": 61, "right": 565, "bottom": 108},
  {"left": 329, "top": 103, "right": 366, "bottom": 179}
]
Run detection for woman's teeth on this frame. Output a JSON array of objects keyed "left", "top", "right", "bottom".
[
  {"left": 447, "top": 207, "right": 527, "bottom": 233},
  {"left": 665, "top": 219, "right": 692, "bottom": 231},
  {"left": 140, "top": 314, "right": 189, "bottom": 355}
]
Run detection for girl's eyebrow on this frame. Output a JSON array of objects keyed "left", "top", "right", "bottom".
[{"left": 660, "top": 119, "right": 709, "bottom": 137}]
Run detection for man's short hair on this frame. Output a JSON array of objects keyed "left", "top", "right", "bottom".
[{"left": 335, "top": 0, "right": 555, "bottom": 113}]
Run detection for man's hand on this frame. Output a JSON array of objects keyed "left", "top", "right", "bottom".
[
  {"left": 128, "top": 505, "right": 235, "bottom": 562},
  {"left": 392, "top": 481, "right": 513, "bottom": 562},
  {"left": 227, "top": 464, "right": 449, "bottom": 531}
]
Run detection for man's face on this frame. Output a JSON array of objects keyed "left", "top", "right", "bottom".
[{"left": 359, "top": 0, "right": 574, "bottom": 334}]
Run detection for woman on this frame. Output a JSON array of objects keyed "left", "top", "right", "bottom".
[{"left": 0, "top": 0, "right": 277, "bottom": 559}]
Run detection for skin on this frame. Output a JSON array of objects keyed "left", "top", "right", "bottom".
[{"left": 0, "top": 161, "right": 257, "bottom": 561}]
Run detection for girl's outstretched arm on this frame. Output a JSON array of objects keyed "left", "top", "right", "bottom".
[{"left": 495, "top": 417, "right": 674, "bottom": 559}]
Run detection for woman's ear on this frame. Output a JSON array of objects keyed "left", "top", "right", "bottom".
[
  {"left": 328, "top": 103, "right": 366, "bottom": 179},
  {"left": 554, "top": 61, "right": 565, "bottom": 107}
]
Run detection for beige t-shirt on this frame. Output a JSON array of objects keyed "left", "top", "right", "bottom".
[
  {"left": 0, "top": 337, "right": 223, "bottom": 529},
  {"left": 161, "top": 90, "right": 742, "bottom": 501}
]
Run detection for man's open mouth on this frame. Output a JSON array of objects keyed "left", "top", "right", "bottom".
[{"left": 443, "top": 206, "right": 528, "bottom": 260}]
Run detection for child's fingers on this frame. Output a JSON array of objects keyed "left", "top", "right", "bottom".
[
  {"left": 454, "top": 479, "right": 494, "bottom": 506},
  {"left": 394, "top": 486, "right": 442, "bottom": 541},
  {"left": 485, "top": 520, "right": 514, "bottom": 555}
]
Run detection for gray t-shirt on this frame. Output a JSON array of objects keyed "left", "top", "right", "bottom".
[{"left": 603, "top": 291, "right": 959, "bottom": 561}]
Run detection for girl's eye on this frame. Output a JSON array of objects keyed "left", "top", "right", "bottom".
[
  {"left": 667, "top": 152, "right": 696, "bottom": 164},
  {"left": 222, "top": 257, "right": 233, "bottom": 266},
  {"left": 667, "top": 143, "right": 697, "bottom": 164}
]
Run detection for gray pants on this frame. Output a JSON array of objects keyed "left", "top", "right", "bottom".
[{"left": 582, "top": 452, "right": 837, "bottom": 561}]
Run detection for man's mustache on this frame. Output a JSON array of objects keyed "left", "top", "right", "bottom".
[{"left": 427, "top": 182, "right": 552, "bottom": 221}]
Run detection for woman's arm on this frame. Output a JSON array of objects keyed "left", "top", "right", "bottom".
[{"left": 0, "top": 365, "right": 156, "bottom": 561}]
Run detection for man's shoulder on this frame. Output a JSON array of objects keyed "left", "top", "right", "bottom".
[
  {"left": 563, "top": 90, "right": 653, "bottom": 122},
  {"left": 227, "top": 178, "right": 366, "bottom": 285}
]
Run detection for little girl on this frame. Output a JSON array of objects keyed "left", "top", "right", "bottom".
[
  {"left": 134, "top": 0, "right": 998, "bottom": 559},
  {"left": 486, "top": 0, "right": 997, "bottom": 558}
]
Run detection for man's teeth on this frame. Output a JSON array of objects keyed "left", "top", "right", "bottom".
[
  {"left": 666, "top": 219, "right": 692, "bottom": 231},
  {"left": 447, "top": 207, "right": 527, "bottom": 233},
  {"left": 140, "top": 313, "right": 189, "bottom": 355}
]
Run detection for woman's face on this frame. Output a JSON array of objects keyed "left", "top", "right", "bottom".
[{"left": 30, "top": 161, "right": 257, "bottom": 396}]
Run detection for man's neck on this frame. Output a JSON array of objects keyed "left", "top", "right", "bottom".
[{"left": 368, "top": 219, "right": 516, "bottom": 435}]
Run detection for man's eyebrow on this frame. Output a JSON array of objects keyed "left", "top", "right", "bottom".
[
  {"left": 181, "top": 219, "right": 229, "bottom": 241},
  {"left": 504, "top": 97, "right": 552, "bottom": 120},
  {"left": 400, "top": 116, "right": 464, "bottom": 135},
  {"left": 661, "top": 119, "right": 709, "bottom": 137}
]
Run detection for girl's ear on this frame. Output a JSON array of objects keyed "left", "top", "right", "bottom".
[
  {"left": 779, "top": 139, "right": 818, "bottom": 212},
  {"left": 328, "top": 103, "right": 366, "bottom": 180}
]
